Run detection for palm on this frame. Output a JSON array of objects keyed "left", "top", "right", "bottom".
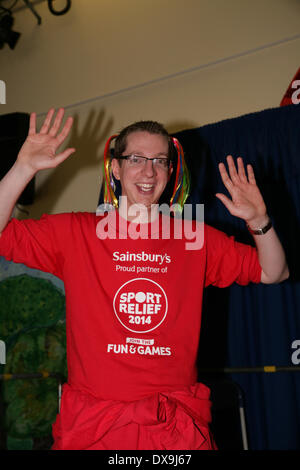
[
  {"left": 18, "top": 108, "right": 75, "bottom": 172},
  {"left": 216, "top": 155, "right": 267, "bottom": 222}
]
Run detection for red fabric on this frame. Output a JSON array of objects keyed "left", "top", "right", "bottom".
[
  {"left": 52, "top": 382, "right": 217, "bottom": 450},
  {"left": 280, "top": 67, "right": 300, "bottom": 106},
  {"left": 0, "top": 211, "right": 262, "bottom": 449}
]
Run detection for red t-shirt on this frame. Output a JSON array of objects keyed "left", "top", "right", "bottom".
[{"left": 0, "top": 211, "right": 262, "bottom": 449}]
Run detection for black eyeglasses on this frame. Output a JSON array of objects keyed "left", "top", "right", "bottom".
[{"left": 117, "top": 154, "right": 171, "bottom": 169}]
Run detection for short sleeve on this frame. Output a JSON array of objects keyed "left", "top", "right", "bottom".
[
  {"left": 0, "top": 213, "right": 71, "bottom": 279},
  {"left": 204, "top": 224, "right": 262, "bottom": 287}
]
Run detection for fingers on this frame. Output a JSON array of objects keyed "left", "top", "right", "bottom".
[
  {"left": 215, "top": 193, "right": 235, "bottom": 213},
  {"left": 226, "top": 155, "right": 239, "bottom": 183},
  {"left": 48, "top": 108, "right": 66, "bottom": 137},
  {"left": 237, "top": 157, "right": 247, "bottom": 183},
  {"left": 28, "top": 112, "right": 37, "bottom": 136},
  {"left": 219, "top": 155, "right": 252, "bottom": 186},
  {"left": 247, "top": 163, "right": 256, "bottom": 185},
  {"left": 236, "top": 157, "right": 257, "bottom": 186},
  {"left": 39, "top": 108, "right": 70, "bottom": 139},
  {"left": 49, "top": 147, "right": 76, "bottom": 168},
  {"left": 218, "top": 161, "right": 234, "bottom": 191},
  {"left": 56, "top": 116, "right": 74, "bottom": 146},
  {"left": 218, "top": 155, "right": 240, "bottom": 190},
  {"left": 33, "top": 107, "right": 73, "bottom": 146},
  {"left": 39, "top": 108, "right": 56, "bottom": 134}
]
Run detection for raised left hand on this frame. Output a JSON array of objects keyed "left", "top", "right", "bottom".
[{"left": 215, "top": 155, "right": 268, "bottom": 226}]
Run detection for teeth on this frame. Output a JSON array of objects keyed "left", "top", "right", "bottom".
[{"left": 137, "top": 184, "right": 154, "bottom": 190}]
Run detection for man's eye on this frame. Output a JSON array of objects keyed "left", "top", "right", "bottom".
[
  {"left": 130, "top": 155, "right": 143, "bottom": 164},
  {"left": 157, "top": 158, "right": 168, "bottom": 167}
]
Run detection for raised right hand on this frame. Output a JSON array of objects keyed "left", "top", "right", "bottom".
[{"left": 17, "top": 107, "right": 75, "bottom": 173}]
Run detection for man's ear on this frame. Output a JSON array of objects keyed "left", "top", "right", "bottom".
[{"left": 111, "top": 158, "right": 121, "bottom": 181}]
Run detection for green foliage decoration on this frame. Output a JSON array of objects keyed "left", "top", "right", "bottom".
[{"left": 0, "top": 274, "right": 67, "bottom": 449}]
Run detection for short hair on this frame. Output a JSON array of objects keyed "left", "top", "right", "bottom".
[{"left": 113, "top": 120, "right": 176, "bottom": 161}]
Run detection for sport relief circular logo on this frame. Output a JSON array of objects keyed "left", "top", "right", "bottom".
[{"left": 113, "top": 278, "right": 168, "bottom": 333}]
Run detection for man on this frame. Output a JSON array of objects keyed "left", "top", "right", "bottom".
[{"left": 0, "top": 108, "right": 289, "bottom": 450}]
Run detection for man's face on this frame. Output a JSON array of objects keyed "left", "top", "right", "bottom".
[{"left": 111, "top": 131, "right": 173, "bottom": 212}]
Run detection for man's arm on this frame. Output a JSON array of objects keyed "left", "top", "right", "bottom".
[
  {"left": 0, "top": 108, "right": 75, "bottom": 235},
  {"left": 215, "top": 155, "right": 289, "bottom": 284},
  {"left": 244, "top": 214, "right": 289, "bottom": 284}
]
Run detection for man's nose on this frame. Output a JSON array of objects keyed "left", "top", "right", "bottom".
[{"left": 142, "top": 158, "right": 155, "bottom": 177}]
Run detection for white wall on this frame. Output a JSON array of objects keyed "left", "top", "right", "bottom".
[{"left": 0, "top": 0, "right": 299, "bottom": 216}]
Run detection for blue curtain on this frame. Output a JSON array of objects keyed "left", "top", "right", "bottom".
[{"left": 173, "top": 104, "right": 300, "bottom": 450}]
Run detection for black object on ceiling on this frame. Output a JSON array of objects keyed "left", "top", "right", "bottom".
[
  {"left": 0, "top": 0, "right": 72, "bottom": 48},
  {"left": 0, "top": 8, "right": 20, "bottom": 49}
]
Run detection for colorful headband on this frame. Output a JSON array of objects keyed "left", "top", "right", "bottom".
[
  {"left": 102, "top": 133, "right": 119, "bottom": 209},
  {"left": 102, "top": 134, "right": 190, "bottom": 212},
  {"left": 170, "top": 137, "right": 190, "bottom": 210}
]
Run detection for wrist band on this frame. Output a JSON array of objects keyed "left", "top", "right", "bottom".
[{"left": 246, "top": 218, "right": 272, "bottom": 235}]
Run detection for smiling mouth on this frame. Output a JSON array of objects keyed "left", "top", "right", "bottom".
[{"left": 136, "top": 183, "right": 155, "bottom": 193}]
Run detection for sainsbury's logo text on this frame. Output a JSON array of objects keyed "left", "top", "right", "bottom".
[{"left": 113, "top": 251, "right": 171, "bottom": 265}]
